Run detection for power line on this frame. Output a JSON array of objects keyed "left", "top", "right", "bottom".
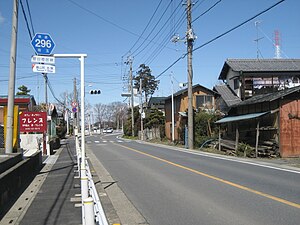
[
  {"left": 137, "top": 1, "right": 184, "bottom": 65},
  {"left": 25, "top": 0, "right": 35, "bottom": 35},
  {"left": 46, "top": 76, "right": 65, "bottom": 105},
  {"left": 156, "top": 0, "right": 286, "bottom": 79},
  {"left": 20, "top": 0, "right": 33, "bottom": 39},
  {"left": 192, "top": 0, "right": 222, "bottom": 23},
  {"left": 131, "top": 0, "right": 173, "bottom": 56},
  {"left": 67, "top": 0, "right": 141, "bottom": 38},
  {"left": 124, "top": 0, "right": 163, "bottom": 56}
]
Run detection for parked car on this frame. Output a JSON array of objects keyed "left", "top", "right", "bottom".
[{"left": 103, "top": 128, "right": 113, "bottom": 133}]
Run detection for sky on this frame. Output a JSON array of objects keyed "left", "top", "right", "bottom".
[{"left": 0, "top": 0, "right": 299, "bottom": 108}]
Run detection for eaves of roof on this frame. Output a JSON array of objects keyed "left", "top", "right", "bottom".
[
  {"left": 165, "top": 84, "right": 218, "bottom": 100},
  {"left": 232, "top": 85, "right": 300, "bottom": 107},
  {"left": 218, "top": 58, "right": 300, "bottom": 80}
]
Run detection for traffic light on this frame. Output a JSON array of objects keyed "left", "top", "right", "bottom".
[{"left": 89, "top": 90, "right": 101, "bottom": 94}]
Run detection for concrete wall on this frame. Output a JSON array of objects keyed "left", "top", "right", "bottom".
[
  {"left": 0, "top": 151, "right": 42, "bottom": 218},
  {"left": 20, "top": 133, "right": 43, "bottom": 154}
]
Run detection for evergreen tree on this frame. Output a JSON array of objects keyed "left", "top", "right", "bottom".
[
  {"left": 134, "top": 64, "right": 159, "bottom": 103},
  {"left": 16, "top": 85, "right": 31, "bottom": 95}
]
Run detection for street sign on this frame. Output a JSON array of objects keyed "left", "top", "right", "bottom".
[
  {"left": 31, "top": 55, "right": 55, "bottom": 64},
  {"left": 72, "top": 107, "right": 77, "bottom": 113},
  {"left": 31, "top": 33, "right": 55, "bottom": 55},
  {"left": 32, "top": 64, "right": 55, "bottom": 73},
  {"left": 71, "top": 102, "right": 78, "bottom": 108},
  {"left": 19, "top": 112, "right": 47, "bottom": 133}
]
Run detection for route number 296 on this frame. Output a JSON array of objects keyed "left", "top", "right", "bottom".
[{"left": 34, "top": 39, "right": 52, "bottom": 48}]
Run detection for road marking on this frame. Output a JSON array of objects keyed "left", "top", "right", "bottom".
[
  {"left": 114, "top": 143, "right": 300, "bottom": 209},
  {"left": 140, "top": 141, "right": 300, "bottom": 174}
]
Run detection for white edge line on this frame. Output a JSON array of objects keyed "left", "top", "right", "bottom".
[{"left": 136, "top": 141, "right": 300, "bottom": 175}]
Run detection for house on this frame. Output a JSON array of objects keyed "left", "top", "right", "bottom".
[
  {"left": 213, "top": 84, "right": 242, "bottom": 114},
  {"left": 0, "top": 95, "right": 37, "bottom": 149},
  {"left": 147, "top": 96, "right": 166, "bottom": 114},
  {"left": 164, "top": 84, "right": 218, "bottom": 142},
  {"left": 215, "top": 85, "right": 300, "bottom": 157},
  {"left": 218, "top": 59, "right": 300, "bottom": 100},
  {"left": 0, "top": 95, "right": 37, "bottom": 125}
]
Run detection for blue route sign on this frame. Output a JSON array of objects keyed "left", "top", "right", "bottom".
[{"left": 31, "top": 33, "right": 55, "bottom": 55}]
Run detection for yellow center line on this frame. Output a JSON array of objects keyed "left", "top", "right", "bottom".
[{"left": 114, "top": 143, "right": 300, "bottom": 209}]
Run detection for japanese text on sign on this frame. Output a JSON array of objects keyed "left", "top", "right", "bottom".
[{"left": 19, "top": 112, "right": 47, "bottom": 133}]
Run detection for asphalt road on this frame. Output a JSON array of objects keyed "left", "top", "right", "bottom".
[{"left": 86, "top": 133, "right": 300, "bottom": 225}]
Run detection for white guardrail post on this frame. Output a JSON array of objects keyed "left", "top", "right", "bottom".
[
  {"left": 84, "top": 197, "right": 96, "bottom": 225},
  {"left": 85, "top": 160, "right": 109, "bottom": 225},
  {"left": 78, "top": 144, "right": 108, "bottom": 225}
]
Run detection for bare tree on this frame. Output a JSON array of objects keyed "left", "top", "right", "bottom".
[{"left": 94, "top": 103, "right": 106, "bottom": 126}]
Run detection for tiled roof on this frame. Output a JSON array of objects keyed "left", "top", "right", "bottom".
[
  {"left": 165, "top": 84, "right": 218, "bottom": 100},
  {"left": 148, "top": 97, "right": 166, "bottom": 104},
  {"left": 219, "top": 59, "right": 300, "bottom": 80},
  {"left": 213, "top": 84, "right": 241, "bottom": 107}
]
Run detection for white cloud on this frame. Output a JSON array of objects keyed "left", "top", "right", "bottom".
[{"left": 0, "top": 12, "right": 5, "bottom": 24}]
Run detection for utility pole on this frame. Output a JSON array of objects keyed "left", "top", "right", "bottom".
[
  {"left": 186, "top": 0, "right": 195, "bottom": 149},
  {"left": 140, "top": 78, "right": 144, "bottom": 140},
  {"left": 65, "top": 92, "right": 69, "bottom": 135},
  {"left": 128, "top": 57, "right": 135, "bottom": 137},
  {"left": 5, "top": 0, "right": 19, "bottom": 153}
]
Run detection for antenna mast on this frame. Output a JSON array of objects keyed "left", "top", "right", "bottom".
[
  {"left": 274, "top": 30, "right": 281, "bottom": 59},
  {"left": 254, "top": 21, "right": 263, "bottom": 59}
]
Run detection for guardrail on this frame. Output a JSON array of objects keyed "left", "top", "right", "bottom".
[
  {"left": 86, "top": 162, "right": 108, "bottom": 225},
  {"left": 75, "top": 129, "right": 108, "bottom": 225}
]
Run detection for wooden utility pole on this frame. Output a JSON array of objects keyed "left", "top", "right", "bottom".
[
  {"left": 187, "top": 0, "right": 195, "bottom": 149},
  {"left": 129, "top": 58, "right": 135, "bottom": 137},
  {"left": 5, "top": 0, "right": 19, "bottom": 153}
]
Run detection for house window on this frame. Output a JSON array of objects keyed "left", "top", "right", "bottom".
[
  {"left": 234, "top": 78, "right": 240, "bottom": 89},
  {"left": 196, "top": 95, "right": 213, "bottom": 108}
]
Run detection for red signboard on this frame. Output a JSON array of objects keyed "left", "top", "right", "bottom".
[{"left": 19, "top": 111, "right": 47, "bottom": 133}]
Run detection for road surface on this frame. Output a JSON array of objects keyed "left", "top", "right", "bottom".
[{"left": 86, "top": 133, "right": 300, "bottom": 225}]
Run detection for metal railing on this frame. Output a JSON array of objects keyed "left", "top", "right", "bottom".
[
  {"left": 86, "top": 162, "right": 108, "bottom": 225},
  {"left": 75, "top": 129, "right": 108, "bottom": 225}
]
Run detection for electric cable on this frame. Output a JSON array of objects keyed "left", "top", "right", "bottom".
[
  {"left": 131, "top": 0, "right": 173, "bottom": 56},
  {"left": 67, "top": 0, "right": 141, "bottom": 38},
  {"left": 156, "top": 0, "right": 286, "bottom": 79},
  {"left": 20, "top": 0, "right": 33, "bottom": 39},
  {"left": 136, "top": 1, "right": 184, "bottom": 66},
  {"left": 192, "top": 0, "right": 222, "bottom": 23},
  {"left": 25, "top": 0, "right": 35, "bottom": 35},
  {"left": 124, "top": 0, "right": 163, "bottom": 56}
]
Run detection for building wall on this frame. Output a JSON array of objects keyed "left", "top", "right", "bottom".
[
  {"left": 226, "top": 69, "right": 241, "bottom": 97},
  {"left": 280, "top": 100, "right": 300, "bottom": 157},
  {"left": 0, "top": 107, "right": 3, "bottom": 125},
  {"left": 165, "top": 86, "right": 216, "bottom": 141}
]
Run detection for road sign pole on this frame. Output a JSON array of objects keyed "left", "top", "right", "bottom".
[{"left": 53, "top": 53, "right": 88, "bottom": 198}]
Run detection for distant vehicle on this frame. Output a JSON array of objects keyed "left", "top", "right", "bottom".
[{"left": 103, "top": 128, "right": 113, "bottom": 133}]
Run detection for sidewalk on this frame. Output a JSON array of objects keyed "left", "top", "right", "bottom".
[{"left": 1, "top": 138, "right": 82, "bottom": 225}]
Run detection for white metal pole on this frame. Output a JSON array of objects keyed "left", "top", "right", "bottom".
[
  {"left": 140, "top": 78, "right": 144, "bottom": 141},
  {"left": 79, "top": 55, "right": 89, "bottom": 201},
  {"left": 171, "top": 74, "right": 175, "bottom": 142}
]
